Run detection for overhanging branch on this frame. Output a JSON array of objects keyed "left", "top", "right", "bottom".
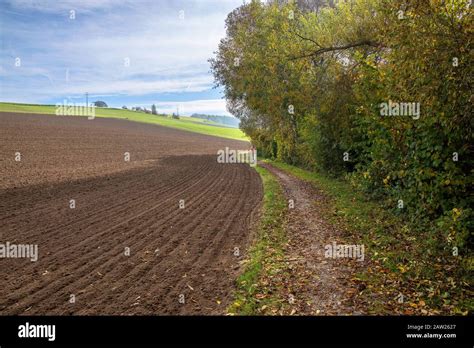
[{"left": 289, "top": 40, "right": 383, "bottom": 61}]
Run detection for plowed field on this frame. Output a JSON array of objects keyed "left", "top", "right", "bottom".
[{"left": 0, "top": 112, "right": 262, "bottom": 315}]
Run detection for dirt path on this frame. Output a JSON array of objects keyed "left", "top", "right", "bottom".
[{"left": 260, "top": 162, "right": 365, "bottom": 315}]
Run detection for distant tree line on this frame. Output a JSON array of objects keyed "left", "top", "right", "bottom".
[
  {"left": 191, "top": 113, "right": 240, "bottom": 128},
  {"left": 121, "top": 104, "right": 165, "bottom": 116}
]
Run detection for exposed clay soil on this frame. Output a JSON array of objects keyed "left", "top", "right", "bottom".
[{"left": 0, "top": 112, "right": 262, "bottom": 315}]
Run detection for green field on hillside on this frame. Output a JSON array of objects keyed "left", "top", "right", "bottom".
[{"left": 0, "top": 102, "right": 248, "bottom": 141}]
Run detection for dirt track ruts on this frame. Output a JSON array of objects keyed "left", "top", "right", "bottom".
[
  {"left": 0, "top": 112, "right": 262, "bottom": 315},
  {"left": 260, "top": 162, "right": 365, "bottom": 315}
]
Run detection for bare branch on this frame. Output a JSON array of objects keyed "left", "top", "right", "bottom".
[
  {"left": 289, "top": 40, "right": 382, "bottom": 60},
  {"left": 291, "top": 30, "right": 322, "bottom": 48}
]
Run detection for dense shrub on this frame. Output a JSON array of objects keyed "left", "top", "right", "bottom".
[{"left": 210, "top": 0, "right": 472, "bottom": 256}]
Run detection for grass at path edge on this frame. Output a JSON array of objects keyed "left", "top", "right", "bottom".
[{"left": 227, "top": 165, "right": 287, "bottom": 315}]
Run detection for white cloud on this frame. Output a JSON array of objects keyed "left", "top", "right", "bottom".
[
  {"left": 0, "top": 0, "right": 241, "bottom": 104},
  {"left": 4, "top": 0, "right": 129, "bottom": 13}
]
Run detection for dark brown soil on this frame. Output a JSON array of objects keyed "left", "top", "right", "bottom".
[{"left": 0, "top": 112, "right": 262, "bottom": 315}]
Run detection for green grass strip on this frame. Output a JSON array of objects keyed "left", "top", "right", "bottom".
[{"left": 228, "top": 165, "right": 287, "bottom": 315}]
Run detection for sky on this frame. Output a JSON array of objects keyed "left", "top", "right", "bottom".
[{"left": 0, "top": 0, "right": 243, "bottom": 116}]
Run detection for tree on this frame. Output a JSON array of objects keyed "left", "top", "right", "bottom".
[
  {"left": 122, "top": 105, "right": 128, "bottom": 109},
  {"left": 210, "top": 0, "right": 472, "bottom": 257},
  {"left": 151, "top": 104, "right": 157, "bottom": 115},
  {"left": 93, "top": 101, "right": 108, "bottom": 107}
]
